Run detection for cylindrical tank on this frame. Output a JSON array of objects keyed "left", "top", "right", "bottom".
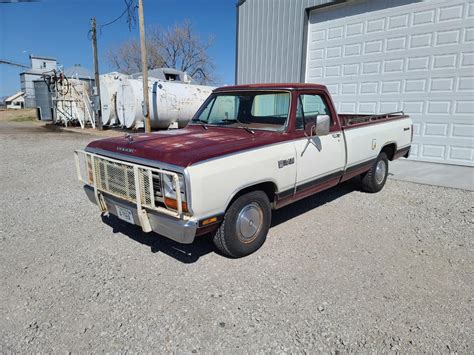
[
  {"left": 149, "top": 81, "right": 214, "bottom": 129},
  {"left": 116, "top": 78, "right": 144, "bottom": 129},
  {"left": 99, "top": 73, "right": 127, "bottom": 126},
  {"left": 116, "top": 78, "right": 214, "bottom": 130}
]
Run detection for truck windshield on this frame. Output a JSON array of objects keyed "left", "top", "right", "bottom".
[{"left": 191, "top": 91, "right": 290, "bottom": 132}]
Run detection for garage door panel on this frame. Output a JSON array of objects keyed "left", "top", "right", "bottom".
[{"left": 306, "top": 0, "right": 474, "bottom": 166}]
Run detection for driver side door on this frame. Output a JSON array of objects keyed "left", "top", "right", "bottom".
[{"left": 293, "top": 93, "right": 345, "bottom": 197}]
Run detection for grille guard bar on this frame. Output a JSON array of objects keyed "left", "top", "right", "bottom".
[{"left": 74, "top": 150, "right": 186, "bottom": 228}]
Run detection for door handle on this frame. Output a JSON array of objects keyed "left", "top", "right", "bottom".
[{"left": 332, "top": 133, "right": 341, "bottom": 138}]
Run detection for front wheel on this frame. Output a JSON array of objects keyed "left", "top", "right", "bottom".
[
  {"left": 360, "top": 152, "right": 389, "bottom": 193},
  {"left": 212, "top": 191, "right": 271, "bottom": 258}
]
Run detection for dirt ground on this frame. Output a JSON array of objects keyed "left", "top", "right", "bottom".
[{"left": 0, "top": 118, "right": 472, "bottom": 353}]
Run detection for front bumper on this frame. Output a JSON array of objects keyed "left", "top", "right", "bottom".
[{"left": 84, "top": 185, "right": 197, "bottom": 244}]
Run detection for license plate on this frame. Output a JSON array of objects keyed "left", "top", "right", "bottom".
[{"left": 116, "top": 205, "right": 134, "bottom": 224}]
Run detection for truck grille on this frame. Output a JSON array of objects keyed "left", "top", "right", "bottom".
[
  {"left": 75, "top": 150, "right": 186, "bottom": 217},
  {"left": 94, "top": 157, "right": 155, "bottom": 207}
]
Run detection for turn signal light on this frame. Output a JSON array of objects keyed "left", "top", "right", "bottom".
[
  {"left": 164, "top": 197, "right": 188, "bottom": 212},
  {"left": 87, "top": 162, "right": 94, "bottom": 184},
  {"left": 201, "top": 217, "right": 217, "bottom": 226}
]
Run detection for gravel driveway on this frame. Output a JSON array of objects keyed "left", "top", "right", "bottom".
[{"left": 1, "top": 120, "right": 472, "bottom": 353}]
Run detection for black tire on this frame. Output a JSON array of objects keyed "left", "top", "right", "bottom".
[
  {"left": 213, "top": 191, "right": 271, "bottom": 258},
  {"left": 361, "top": 152, "right": 389, "bottom": 193}
]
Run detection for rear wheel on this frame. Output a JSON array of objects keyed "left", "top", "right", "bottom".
[
  {"left": 212, "top": 191, "right": 271, "bottom": 258},
  {"left": 361, "top": 152, "right": 389, "bottom": 193}
]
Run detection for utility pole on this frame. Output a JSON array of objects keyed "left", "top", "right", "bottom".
[
  {"left": 91, "top": 17, "right": 103, "bottom": 130},
  {"left": 138, "top": 0, "right": 151, "bottom": 133}
]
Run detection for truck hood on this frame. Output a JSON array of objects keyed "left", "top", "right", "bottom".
[{"left": 86, "top": 125, "right": 294, "bottom": 168}]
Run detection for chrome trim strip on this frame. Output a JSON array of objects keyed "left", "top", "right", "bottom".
[
  {"left": 295, "top": 167, "right": 344, "bottom": 186},
  {"left": 84, "top": 147, "right": 186, "bottom": 173},
  {"left": 84, "top": 186, "right": 197, "bottom": 244}
]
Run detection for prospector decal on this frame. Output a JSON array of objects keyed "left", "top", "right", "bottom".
[{"left": 278, "top": 157, "right": 295, "bottom": 168}]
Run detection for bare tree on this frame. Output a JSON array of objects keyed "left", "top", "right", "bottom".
[
  {"left": 106, "top": 39, "right": 164, "bottom": 75},
  {"left": 106, "top": 20, "right": 215, "bottom": 84}
]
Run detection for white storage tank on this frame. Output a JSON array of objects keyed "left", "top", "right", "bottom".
[
  {"left": 99, "top": 73, "right": 127, "bottom": 126},
  {"left": 116, "top": 78, "right": 214, "bottom": 130},
  {"left": 116, "top": 78, "right": 144, "bottom": 129},
  {"left": 149, "top": 81, "right": 214, "bottom": 129}
]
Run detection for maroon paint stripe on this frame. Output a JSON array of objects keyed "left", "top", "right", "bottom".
[{"left": 275, "top": 174, "right": 342, "bottom": 209}]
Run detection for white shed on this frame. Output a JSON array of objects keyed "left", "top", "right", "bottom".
[{"left": 5, "top": 91, "right": 25, "bottom": 109}]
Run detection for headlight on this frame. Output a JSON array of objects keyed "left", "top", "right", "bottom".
[{"left": 162, "top": 173, "right": 188, "bottom": 212}]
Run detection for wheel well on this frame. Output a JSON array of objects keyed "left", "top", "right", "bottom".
[
  {"left": 381, "top": 143, "right": 396, "bottom": 161},
  {"left": 228, "top": 182, "right": 277, "bottom": 208}
]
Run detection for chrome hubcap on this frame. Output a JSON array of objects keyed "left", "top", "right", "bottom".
[
  {"left": 236, "top": 202, "right": 263, "bottom": 243},
  {"left": 375, "top": 160, "right": 386, "bottom": 184}
]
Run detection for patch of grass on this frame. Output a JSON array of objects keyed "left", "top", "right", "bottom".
[
  {"left": 0, "top": 108, "right": 38, "bottom": 122},
  {"left": 10, "top": 115, "right": 37, "bottom": 122}
]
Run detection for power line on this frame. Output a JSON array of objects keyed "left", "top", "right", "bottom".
[
  {"left": 0, "top": 59, "right": 29, "bottom": 68},
  {"left": 99, "top": 0, "right": 137, "bottom": 33}
]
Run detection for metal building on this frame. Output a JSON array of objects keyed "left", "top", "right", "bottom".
[
  {"left": 236, "top": 0, "right": 474, "bottom": 166},
  {"left": 20, "top": 55, "right": 57, "bottom": 108}
]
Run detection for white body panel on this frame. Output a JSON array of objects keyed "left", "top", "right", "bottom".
[
  {"left": 306, "top": 0, "right": 474, "bottom": 166},
  {"left": 294, "top": 134, "right": 345, "bottom": 184},
  {"left": 345, "top": 118, "right": 412, "bottom": 167},
  {"left": 186, "top": 141, "right": 297, "bottom": 218}
]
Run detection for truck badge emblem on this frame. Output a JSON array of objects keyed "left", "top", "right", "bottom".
[
  {"left": 117, "top": 146, "right": 136, "bottom": 153},
  {"left": 278, "top": 158, "right": 295, "bottom": 168},
  {"left": 124, "top": 133, "right": 134, "bottom": 143}
]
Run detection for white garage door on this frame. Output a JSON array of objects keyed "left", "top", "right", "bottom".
[{"left": 305, "top": 0, "right": 474, "bottom": 166}]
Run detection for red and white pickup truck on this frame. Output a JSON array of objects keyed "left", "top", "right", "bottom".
[{"left": 75, "top": 84, "right": 412, "bottom": 257}]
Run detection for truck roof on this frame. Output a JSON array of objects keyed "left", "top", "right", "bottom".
[{"left": 213, "top": 83, "right": 328, "bottom": 92}]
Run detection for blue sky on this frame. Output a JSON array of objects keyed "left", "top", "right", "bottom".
[{"left": 0, "top": 0, "right": 236, "bottom": 97}]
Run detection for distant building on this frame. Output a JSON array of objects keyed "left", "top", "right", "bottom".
[
  {"left": 63, "top": 64, "right": 95, "bottom": 96},
  {"left": 5, "top": 91, "right": 25, "bottom": 109},
  {"left": 34, "top": 64, "right": 95, "bottom": 121},
  {"left": 64, "top": 64, "right": 94, "bottom": 81},
  {"left": 20, "top": 55, "right": 57, "bottom": 108}
]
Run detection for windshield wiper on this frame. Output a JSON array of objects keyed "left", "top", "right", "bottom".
[
  {"left": 191, "top": 118, "right": 208, "bottom": 130},
  {"left": 241, "top": 126, "right": 255, "bottom": 135},
  {"left": 219, "top": 119, "right": 254, "bottom": 134}
]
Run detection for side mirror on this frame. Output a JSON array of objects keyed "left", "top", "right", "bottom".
[
  {"left": 315, "top": 115, "right": 330, "bottom": 136},
  {"left": 304, "top": 115, "right": 330, "bottom": 136}
]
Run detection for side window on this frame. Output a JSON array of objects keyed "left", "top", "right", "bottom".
[
  {"left": 251, "top": 93, "right": 289, "bottom": 117},
  {"left": 295, "top": 94, "right": 333, "bottom": 130}
]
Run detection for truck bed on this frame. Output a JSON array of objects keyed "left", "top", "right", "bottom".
[{"left": 340, "top": 111, "right": 409, "bottom": 129}]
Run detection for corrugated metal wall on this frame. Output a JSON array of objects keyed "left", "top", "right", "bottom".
[{"left": 236, "top": 0, "right": 336, "bottom": 84}]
